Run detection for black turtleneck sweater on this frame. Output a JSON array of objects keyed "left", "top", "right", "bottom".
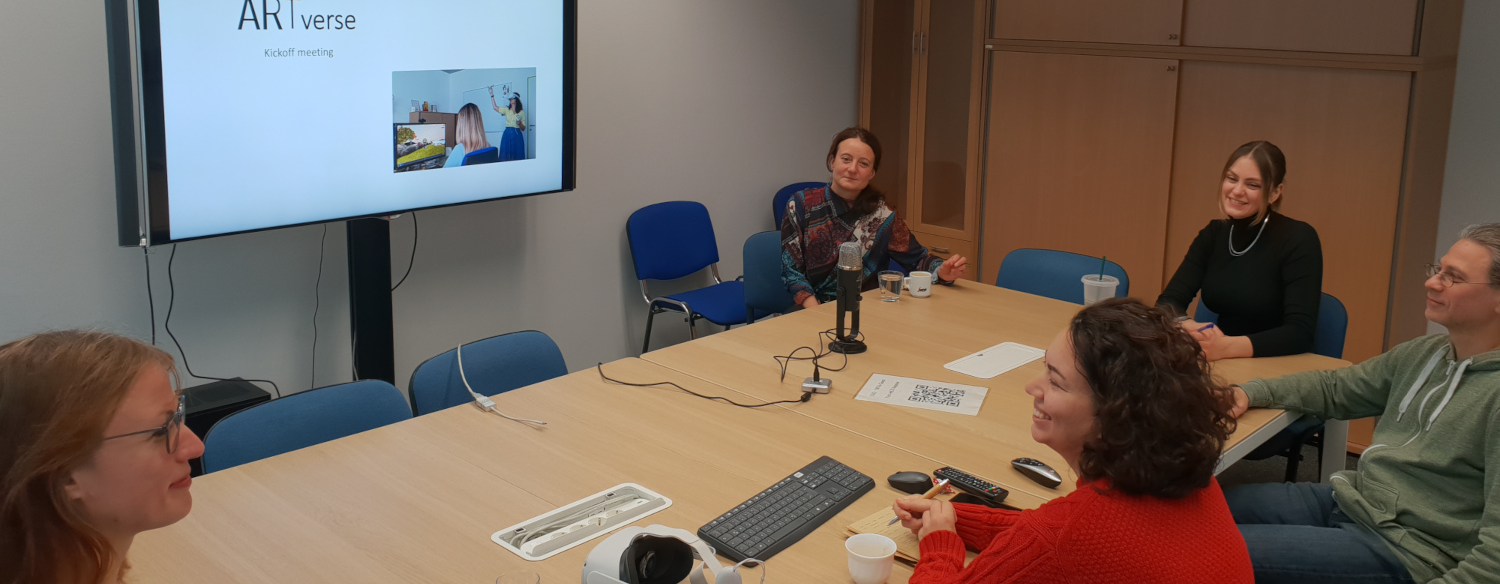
[{"left": 1156, "top": 211, "right": 1323, "bottom": 357}]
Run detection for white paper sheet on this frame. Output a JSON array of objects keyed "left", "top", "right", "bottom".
[
  {"left": 943, "top": 342, "right": 1044, "bottom": 379},
  {"left": 855, "top": 374, "right": 988, "bottom": 416}
]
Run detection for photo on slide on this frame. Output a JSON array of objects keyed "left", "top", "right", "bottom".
[{"left": 391, "top": 67, "right": 538, "bottom": 173}]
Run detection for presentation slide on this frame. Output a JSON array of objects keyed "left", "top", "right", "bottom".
[{"left": 154, "top": 0, "right": 565, "bottom": 240}]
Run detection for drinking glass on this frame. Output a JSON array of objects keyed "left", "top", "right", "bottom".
[{"left": 878, "top": 270, "right": 903, "bottom": 302}]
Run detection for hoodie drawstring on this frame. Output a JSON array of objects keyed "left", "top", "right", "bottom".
[
  {"left": 1427, "top": 358, "right": 1472, "bottom": 430},
  {"left": 1396, "top": 350, "right": 1446, "bottom": 422}
]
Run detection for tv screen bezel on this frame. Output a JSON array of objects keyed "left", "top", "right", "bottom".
[{"left": 106, "top": 0, "right": 578, "bottom": 246}]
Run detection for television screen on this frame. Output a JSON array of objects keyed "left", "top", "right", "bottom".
[{"left": 105, "top": 0, "right": 576, "bottom": 245}]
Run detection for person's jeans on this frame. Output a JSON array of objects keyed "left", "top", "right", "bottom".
[{"left": 1226, "top": 482, "right": 1416, "bottom": 584}]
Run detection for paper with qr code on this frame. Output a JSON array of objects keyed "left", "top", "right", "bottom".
[{"left": 855, "top": 374, "right": 988, "bottom": 415}]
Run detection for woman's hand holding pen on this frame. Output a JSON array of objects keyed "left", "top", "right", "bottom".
[{"left": 893, "top": 496, "right": 957, "bottom": 539}]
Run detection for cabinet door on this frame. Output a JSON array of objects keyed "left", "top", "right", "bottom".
[
  {"left": 912, "top": 0, "right": 983, "bottom": 237},
  {"left": 979, "top": 52, "right": 1179, "bottom": 297},
  {"left": 863, "top": 0, "right": 921, "bottom": 215},
  {"left": 1182, "top": 0, "right": 1418, "bottom": 55},
  {"left": 1166, "top": 61, "right": 1411, "bottom": 363},
  {"left": 991, "top": 0, "right": 1183, "bottom": 45}
]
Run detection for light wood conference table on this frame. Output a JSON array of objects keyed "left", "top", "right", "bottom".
[
  {"left": 133, "top": 359, "right": 981, "bottom": 583},
  {"left": 642, "top": 280, "right": 1352, "bottom": 506}
]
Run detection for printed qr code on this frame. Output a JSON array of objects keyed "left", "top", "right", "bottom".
[{"left": 908, "top": 385, "right": 965, "bottom": 408}]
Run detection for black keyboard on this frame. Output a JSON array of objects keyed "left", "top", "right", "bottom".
[{"left": 698, "top": 456, "right": 875, "bottom": 562}]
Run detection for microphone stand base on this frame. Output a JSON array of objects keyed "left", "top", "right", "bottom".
[{"left": 828, "top": 339, "right": 867, "bottom": 354}]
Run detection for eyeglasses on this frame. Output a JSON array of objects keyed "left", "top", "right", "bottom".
[
  {"left": 1426, "top": 263, "right": 1494, "bottom": 289},
  {"left": 102, "top": 394, "right": 185, "bottom": 454}
]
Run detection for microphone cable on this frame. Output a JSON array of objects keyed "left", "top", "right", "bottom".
[{"left": 596, "top": 363, "right": 812, "bottom": 408}]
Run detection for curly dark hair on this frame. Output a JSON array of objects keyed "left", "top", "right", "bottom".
[
  {"left": 1069, "top": 298, "right": 1237, "bottom": 499},
  {"left": 824, "top": 126, "right": 886, "bottom": 217}
]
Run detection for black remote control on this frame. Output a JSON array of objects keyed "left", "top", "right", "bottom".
[{"left": 934, "top": 466, "right": 1008, "bottom": 505}]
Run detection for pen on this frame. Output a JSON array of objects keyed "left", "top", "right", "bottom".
[
  {"left": 1196, "top": 323, "right": 1216, "bottom": 333},
  {"left": 888, "top": 478, "right": 950, "bottom": 526}
]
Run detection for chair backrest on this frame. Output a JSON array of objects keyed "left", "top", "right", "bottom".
[
  {"left": 627, "top": 201, "right": 721, "bottom": 281},
  {"left": 1197, "top": 293, "right": 1346, "bottom": 359},
  {"left": 772, "top": 182, "right": 826, "bottom": 228},
  {"left": 201, "top": 380, "right": 411, "bottom": 473},
  {"left": 994, "top": 248, "right": 1130, "bottom": 304},
  {"left": 1313, "top": 293, "right": 1348, "bottom": 359},
  {"left": 743, "top": 231, "right": 796, "bottom": 321},
  {"left": 408, "top": 330, "right": 568, "bottom": 416},
  {"left": 463, "top": 146, "right": 499, "bottom": 165}
]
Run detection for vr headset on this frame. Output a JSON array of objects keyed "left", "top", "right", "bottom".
[{"left": 581, "top": 525, "right": 762, "bottom": 584}]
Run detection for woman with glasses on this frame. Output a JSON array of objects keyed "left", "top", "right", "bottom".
[
  {"left": 0, "top": 331, "right": 202, "bottom": 584},
  {"left": 1156, "top": 141, "right": 1324, "bottom": 360}
]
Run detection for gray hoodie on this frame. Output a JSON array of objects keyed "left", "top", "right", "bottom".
[{"left": 1242, "top": 334, "right": 1500, "bottom": 584}]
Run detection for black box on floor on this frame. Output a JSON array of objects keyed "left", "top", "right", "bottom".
[{"left": 184, "top": 378, "right": 270, "bottom": 476}]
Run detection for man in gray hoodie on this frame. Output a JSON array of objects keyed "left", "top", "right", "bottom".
[{"left": 1225, "top": 223, "right": 1500, "bottom": 584}]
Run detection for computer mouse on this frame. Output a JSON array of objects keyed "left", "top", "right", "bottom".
[
  {"left": 887, "top": 471, "right": 932, "bottom": 495},
  {"left": 1011, "top": 458, "right": 1062, "bottom": 489}
]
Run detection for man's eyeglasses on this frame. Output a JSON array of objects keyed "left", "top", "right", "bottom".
[
  {"left": 102, "top": 394, "right": 185, "bottom": 454},
  {"left": 1426, "top": 263, "right": 1494, "bottom": 289}
]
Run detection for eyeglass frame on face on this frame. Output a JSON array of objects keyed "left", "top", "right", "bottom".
[
  {"left": 100, "top": 393, "right": 185, "bottom": 454},
  {"left": 1426, "top": 263, "right": 1495, "bottom": 289}
]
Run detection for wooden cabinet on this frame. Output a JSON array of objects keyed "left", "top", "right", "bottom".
[
  {"left": 861, "top": 0, "right": 985, "bottom": 278},
  {"left": 1182, "top": 0, "right": 1419, "bottom": 55},
  {"left": 991, "top": 0, "right": 1184, "bottom": 45},
  {"left": 979, "top": 52, "right": 1179, "bottom": 299}
]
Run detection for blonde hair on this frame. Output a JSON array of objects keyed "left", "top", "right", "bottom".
[
  {"left": 456, "top": 103, "right": 490, "bottom": 153},
  {"left": 0, "top": 330, "right": 176, "bottom": 584}
]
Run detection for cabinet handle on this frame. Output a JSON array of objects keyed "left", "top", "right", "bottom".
[
  {"left": 932, "top": 246, "right": 950, "bottom": 253},
  {"left": 912, "top": 32, "right": 918, "bottom": 52},
  {"left": 1169, "top": 33, "right": 1179, "bottom": 40},
  {"left": 921, "top": 32, "right": 927, "bottom": 53},
  {"left": 1167, "top": 65, "right": 1177, "bottom": 71}
]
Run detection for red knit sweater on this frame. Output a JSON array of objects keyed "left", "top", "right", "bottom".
[{"left": 912, "top": 478, "right": 1252, "bottom": 584}]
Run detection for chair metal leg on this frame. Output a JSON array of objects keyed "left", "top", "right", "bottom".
[
  {"left": 687, "top": 315, "right": 698, "bottom": 339},
  {"left": 1284, "top": 446, "right": 1302, "bottom": 483},
  {"left": 642, "top": 307, "right": 657, "bottom": 354}
]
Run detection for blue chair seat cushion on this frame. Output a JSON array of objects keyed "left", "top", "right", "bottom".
[{"left": 655, "top": 281, "right": 747, "bottom": 326}]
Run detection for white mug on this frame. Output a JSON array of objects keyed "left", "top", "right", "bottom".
[
  {"left": 905, "top": 271, "right": 934, "bottom": 298},
  {"left": 845, "top": 533, "right": 896, "bottom": 584}
]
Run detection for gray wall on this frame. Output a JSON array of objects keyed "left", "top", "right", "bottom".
[
  {"left": 1430, "top": 0, "right": 1500, "bottom": 335},
  {"left": 0, "top": 1, "right": 858, "bottom": 397}
]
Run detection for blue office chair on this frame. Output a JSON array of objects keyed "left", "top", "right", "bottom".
[
  {"left": 771, "top": 182, "right": 826, "bottom": 229},
  {"left": 994, "top": 249, "right": 1130, "bottom": 303},
  {"left": 463, "top": 146, "right": 499, "bottom": 165},
  {"left": 408, "top": 330, "right": 568, "bottom": 416},
  {"left": 1203, "top": 293, "right": 1347, "bottom": 482},
  {"left": 201, "top": 380, "right": 412, "bottom": 473},
  {"left": 627, "top": 201, "right": 748, "bottom": 353},
  {"left": 743, "top": 231, "right": 796, "bottom": 323}
]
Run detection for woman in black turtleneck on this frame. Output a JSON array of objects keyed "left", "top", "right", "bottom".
[{"left": 1156, "top": 141, "right": 1323, "bottom": 361}]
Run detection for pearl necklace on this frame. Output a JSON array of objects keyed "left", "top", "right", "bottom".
[{"left": 1228, "top": 215, "right": 1270, "bottom": 257}]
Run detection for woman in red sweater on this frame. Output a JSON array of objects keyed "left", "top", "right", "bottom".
[{"left": 892, "top": 298, "right": 1253, "bottom": 583}]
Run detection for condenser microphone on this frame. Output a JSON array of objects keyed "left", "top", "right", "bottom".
[{"left": 830, "top": 241, "right": 867, "bottom": 354}]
